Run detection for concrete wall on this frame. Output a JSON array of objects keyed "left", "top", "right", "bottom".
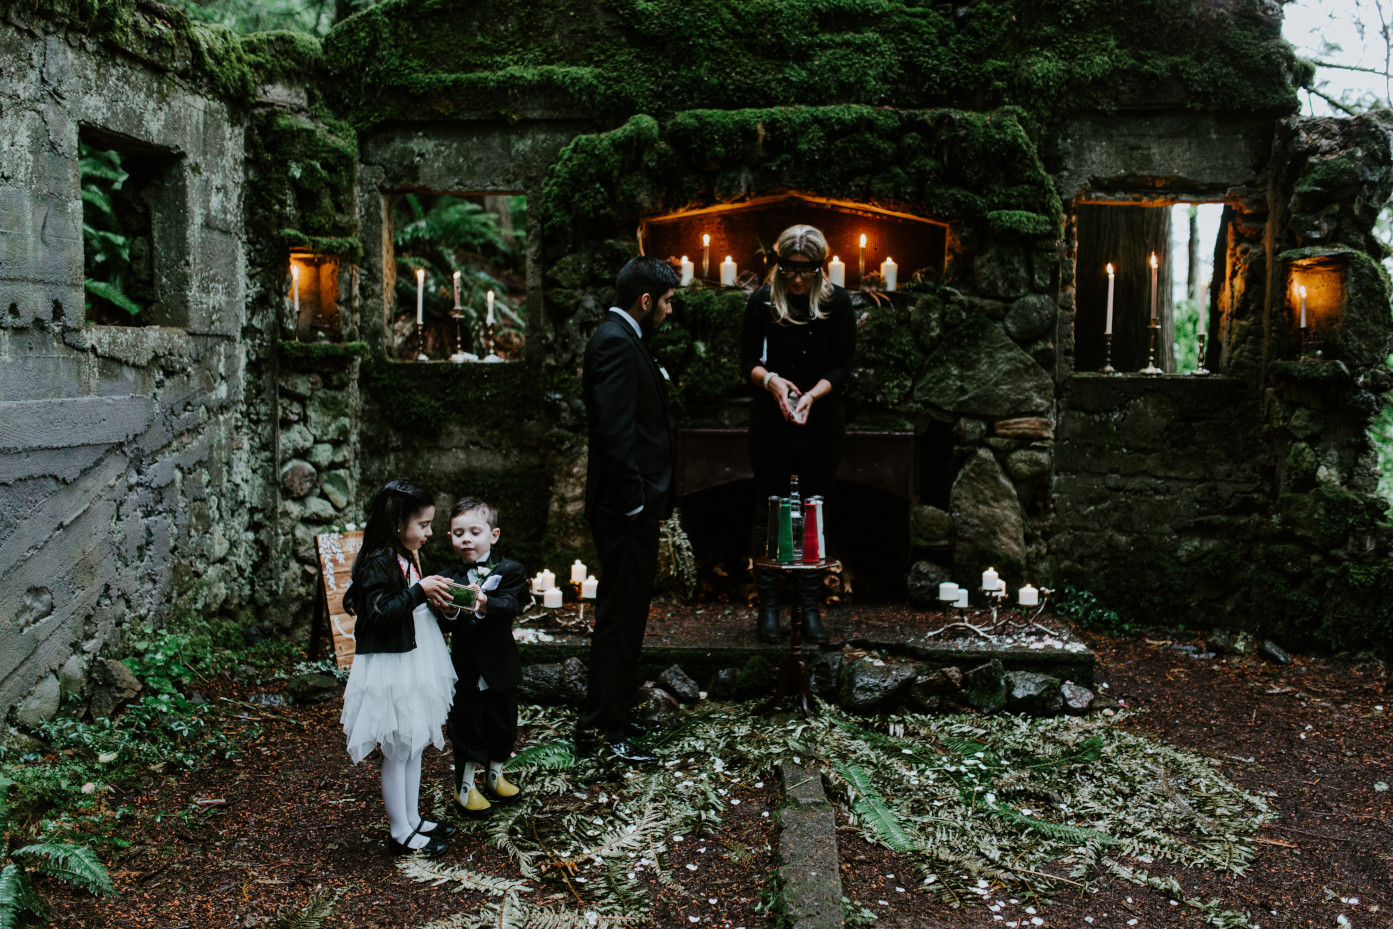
[{"left": 0, "top": 22, "right": 255, "bottom": 713}]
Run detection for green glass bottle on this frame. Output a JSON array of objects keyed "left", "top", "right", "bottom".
[{"left": 777, "top": 497, "right": 794, "bottom": 563}]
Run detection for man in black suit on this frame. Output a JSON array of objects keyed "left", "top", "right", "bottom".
[{"left": 578, "top": 256, "right": 679, "bottom": 764}]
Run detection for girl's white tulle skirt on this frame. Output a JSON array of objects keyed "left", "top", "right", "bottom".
[{"left": 341, "top": 604, "right": 457, "bottom": 763}]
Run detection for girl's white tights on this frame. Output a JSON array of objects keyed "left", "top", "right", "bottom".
[{"left": 381, "top": 748, "right": 437, "bottom": 849}]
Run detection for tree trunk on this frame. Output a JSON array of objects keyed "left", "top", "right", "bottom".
[
  {"left": 1187, "top": 205, "right": 1199, "bottom": 301},
  {"left": 1075, "top": 204, "right": 1174, "bottom": 373}
]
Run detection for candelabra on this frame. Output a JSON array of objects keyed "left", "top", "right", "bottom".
[
  {"left": 1101, "top": 332, "right": 1116, "bottom": 374},
  {"left": 980, "top": 584, "right": 1007, "bottom": 624},
  {"left": 1193, "top": 332, "right": 1210, "bottom": 376}
]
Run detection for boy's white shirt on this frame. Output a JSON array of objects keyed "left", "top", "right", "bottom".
[{"left": 461, "top": 544, "right": 500, "bottom": 692}]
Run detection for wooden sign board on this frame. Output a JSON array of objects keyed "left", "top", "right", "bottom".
[{"left": 316, "top": 530, "right": 364, "bottom": 669}]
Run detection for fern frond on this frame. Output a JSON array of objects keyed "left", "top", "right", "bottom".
[
  {"left": 0, "top": 863, "right": 43, "bottom": 929},
  {"left": 831, "top": 762, "right": 916, "bottom": 854},
  {"left": 507, "top": 740, "right": 577, "bottom": 771},
  {"left": 270, "top": 888, "right": 345, "bottom": 929},
  {"left": 987, "top": 803, "right": 1118, "bottom": 846},
  {"left": 397, "top": 858, "right": 531, "bottom": 896},
  {"left": 15, "top": 842, "right": 115, "bottom": 897},
  {"left": 419, "top": 915, "right": 476, "bottom": 929}
]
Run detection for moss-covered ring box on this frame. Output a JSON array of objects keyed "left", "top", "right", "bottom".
[{"left": 446, "top": 583, "right": 478, "bottom": 607}]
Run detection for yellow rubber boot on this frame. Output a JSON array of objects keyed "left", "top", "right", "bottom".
[
  {"left": 486, "top": 765, "right": 520, "bottom": 802},
  {"left": 460, "top": 785, "right": 492, "bottom": 816}
]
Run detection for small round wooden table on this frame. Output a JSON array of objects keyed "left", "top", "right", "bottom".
[{"left": 752, "top": 557, "right": 839, "bottom": 718}]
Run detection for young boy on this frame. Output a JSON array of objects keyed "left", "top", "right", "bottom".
[{"left": 435, "top": 496, "right": 529, "bottom": 816}]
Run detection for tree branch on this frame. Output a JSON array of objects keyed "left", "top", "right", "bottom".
[
  {"left": 1305, "top": 85, "right": 1362, "bottom": 116},
  {"left": 1307, "top": 59, "right": 1392, "bottom": 77}
]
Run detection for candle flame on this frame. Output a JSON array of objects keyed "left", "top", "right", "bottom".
[
  {"left": 1106, "top": 263, "right": 1114, "bottom": 274},
  {"left": 681, "top": 255, "right": 689, "bottom": 262},
  {"left": 416, "top": 268, "right": 425, "bottom": 281},
  {"left": 702, "top": 234, "right": 710, "bottom": 246},
  {"left": 832, "top": 255, "right": 840, "bottom": 262},
  {"left": 291, "top": 265, "right": 299, "bottom": 280},
  {"left": 487, "top": 289, "right": 494, "bottom": 299},
  {"left": 453, "top": 270, "right": 460, "bottom": 281},
  {"left": 859, "top": 234, "right": 867, "bottom": 248},
  {"left": 725, "top": 255, "right": 733, "bottom": 262},
  {"left": 1299, "top": 285, "right": 1307, "bottom": 297},
  {"left": 1149, "top": 253, "right": 1158, "bottom": 269}
]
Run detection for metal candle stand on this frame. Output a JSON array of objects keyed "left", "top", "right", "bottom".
[
  {"left": 1101, "top": 332, "right": 1116, "bottom": 374},
  {"left": 1193, "top": 332, "right": 1210, "bottom": 376},
  {"left": 1140, "top": 323, "right": 1163, "bottom": 376}
]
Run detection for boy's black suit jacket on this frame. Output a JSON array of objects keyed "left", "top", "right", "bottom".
[
  {"left": 583, "top": 310, "right": 674, "bottom": 521},
  {"left": 438, "top": 555, "right": 528, "bottom": 692}
]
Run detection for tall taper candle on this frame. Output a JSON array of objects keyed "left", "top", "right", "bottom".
[
  {"left": 1149, "top": 252, "right": 1158, "bottom": 325},
  {"left": 1299, "top": 284, "right": 1307, "bottom": 328},
  {"left": 1198, "top": 279, "right": 1207, "bottom": 336},
  {"left": 486, "top": 289, "right": 495, "bottom": 326},
  {"left": 702, "top": 234, "right": 710, "bottom": 279},
  {"left": 452, "top": 270, "right": 461, "bottom": 309},
  {"left": 291, "top": 264, "right": 300, "bottom": 317},
  {"left": 1105, "top": 263, "right": 1114, "bottom": 335},
  {"left": 416, "top": 268, "right": 425, "bottom": 326},
  {"left": 858, "top": 233, "right": 867, "bottom": 282}
]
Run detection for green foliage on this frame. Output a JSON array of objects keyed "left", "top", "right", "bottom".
[
  {"left": 1371, "top": 355, "right": 1393, "bottom": 507},
  {"left": 80, "top": 144, "right": 141, "bottom": 318},
  {"left": 269, "top": 888, "right": 346, "bottom": 929},
  {"left": 1053, "top": 584, "right": 1137, "bottom": 636},
  {"left": 11, "top": 843, "right": 114, "bottom": 898},
  {"left": 650, "top": 287, "right": 747, "bottom": 414},
  {"left": 166, "top": 0, "right": 342, "bottom": 37},
  {"left": 244, "top": 110, "right": 359, "bottom": 255},
  {"left": 322, "top": 0, "right": 1301, "bottom": 131}
]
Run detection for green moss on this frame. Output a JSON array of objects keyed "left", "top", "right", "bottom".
[
  {"left": 987, "top": 210, "right": 1060, "bottom": 238},
  {"left": 278, "top": 340, "right": 370, "bottom": 362},
  {"left": 239, "top": 29, "right": 323, "bottom": 86},
  {"left": 322, "top": 0, "right": 1300, "bottom": 130},
  {"left": 848, "top": 294, "right": 927, "bottom": 410},
  {"left": 244, "top": 111, "right": 359, "bottom": 252},
  {"left": 651, "top": 288, "right": 749, "bottom": 417},
  {"left": 359, "top": 358, "right": 540, "bottom": 440}
]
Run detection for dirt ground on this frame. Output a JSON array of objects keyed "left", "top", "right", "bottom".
[{"left": 43, "top": 608, "right": 1393, "bottom": 928}]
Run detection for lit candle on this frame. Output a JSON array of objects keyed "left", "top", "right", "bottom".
[
  {"left": 531, "top": 573, "right": 545, "bottom": 594},
  {"left": 543, "top": 587, "right": 563, "bottom": 609},
  {"left": 1299, "top": 284, "right": 1307, "bottom": 329},
  {"left": 416, "top": 267, "right": 425, "bottom": 326},
  {"left": 570, "top": 559, "right": 587, "bottom": 584},
  {"left": 938, "top": 581, "right": 960, "bottom": 602},
  {"left": 954, "top": 590, "right": 968, "bottom": 608},
  {"left": 720, "top": 256, "right": 736, "bottom": 287},
  {"left": 1105, "top": 263, "right": 1114, "bottom": 335},
  {"left": 880, "top": 256, "right": 898, "bottom": 292},
  {"left": 1198, "top": 280, "right": 1208, "bottom": 336},
  {"left": 680, "top": 255, "right": 694, "bottom": 286},
  {"left": 858, "top": 233, "right": 867, "bottom": 282},
  {"left": 702, "top": 234, "right": 710, "bottom": 279},
  {"left": 981, "top": 566, "right": 999, "bottom": 591},
  {"left": 453, "top": 270, "right": 461, "bottom": 309},
  {"left": 486, "top": 289, "right": 495, "bottom": 327},
  {"left": 1018, "top": 584, "right": 1039, "bottom": 607},
  {"left": 581, "top": 575, "right": 598, "bottom": 599},
  {"left": 828, "top": 255, "right": 845, "bottom": 287},
  {"left": 291, "top": 264, "right": 300, "bottom": 317},
  {"left": 1148, "top": 252, "right": 1158, "bottom": 325},
  {"left": 539, "top": 568, "right": 555, "bottom": 591}
]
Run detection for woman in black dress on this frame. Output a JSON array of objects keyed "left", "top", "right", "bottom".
[{"left": 741, "top": 224, "right": 856, "bottom": 644}]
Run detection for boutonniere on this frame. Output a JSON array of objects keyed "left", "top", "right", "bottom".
[
  {"left": 473, "top": 558, "right": 494, "bottom": 582},
  {"left": 659, "top": 365, "right": 671, "bottom": 383}
]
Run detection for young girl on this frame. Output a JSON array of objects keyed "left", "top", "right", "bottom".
[{"left": 341, "top": 479, "right": 459, "bottom": 855}]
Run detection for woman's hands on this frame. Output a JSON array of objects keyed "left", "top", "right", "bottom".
[
  {"left": 767, "top": 374, "right": 802, "bottom": 422},
  {"left": 791, "top": 391, "right": 814, "bottom": 424}
]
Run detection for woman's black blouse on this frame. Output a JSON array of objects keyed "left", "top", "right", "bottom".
[
  {"left": 345, "top": 548, "right": 426, "bottom": 654},
  {"left": 739, "top": 284, "right": 856, "bottom": 398}
]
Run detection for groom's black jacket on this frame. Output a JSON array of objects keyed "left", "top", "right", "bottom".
[{"left": 582, "top": 309, "right": 674, "bottom": 521}]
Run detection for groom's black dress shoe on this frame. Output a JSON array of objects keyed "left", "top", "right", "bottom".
[
  {"left": 604, "top": 740, "right": 658, "bottom": 765},
  {"left": 625, "top": 720, "right": 661, "bottom": 740}
]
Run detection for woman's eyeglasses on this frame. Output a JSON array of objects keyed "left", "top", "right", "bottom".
[{"left": 777, "top": 263, "right": 821, "bottom": 278}]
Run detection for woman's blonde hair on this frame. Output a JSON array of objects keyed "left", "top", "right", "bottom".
[{"left": 766, "top": 224, "right": 836, "bottom": 323}]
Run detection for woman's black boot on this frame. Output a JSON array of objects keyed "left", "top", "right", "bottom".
[
  {"left": 755, "top": 569, "right": 785, "bottom": 643},
  {"left": 798, "top": 576, "right": 829, "bottom": 644}
]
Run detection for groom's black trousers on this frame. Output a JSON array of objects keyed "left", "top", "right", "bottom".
[{"left": 579, "top": 506, "right": 660, "bottom": 743}]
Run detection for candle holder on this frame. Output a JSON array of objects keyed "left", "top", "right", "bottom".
[
  {"left": 1140, "top": 323, "right": 1163, "bottom": 376},
  {"left": 980, "top": 585, "right": 1007, "bottom": 624},
  {"left": 1101, "top": 332, "right": 1116, "bottom": 374},
  {"left": 1300, "top": 327, "right": 1324, "bottom": 358},
  {"left": 1193, "top": 331, "right": 1210, "bottom": 376}
]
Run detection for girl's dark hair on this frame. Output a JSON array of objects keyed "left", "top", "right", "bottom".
[{"left": 345, "top": 478, "right": 434, "bottom": 615}]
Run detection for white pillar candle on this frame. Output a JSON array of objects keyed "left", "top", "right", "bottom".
[
  {"left": 1148, "top": 252, "right": 1158, "bottom": 325},
  {"left": 954, "top": 590, "right": 968, "bottom": 608},
  {"left": 1105, "top": 263, "right": 1114, "bottom": 335},
  {"left": 531, "top": 573, "right": 544, "bottom": 594},
  {"left": 680, "top": 256, "right": 694, "bottom": 286},
  {"left": 880, "top": 256, "right": 898, "bottom": 292},
  {"left": 291, "top": 264, "right": 300, "bottom": 316},
  {"left": 1197, "top": 279, "right": 1207, "bottom": 336},
  {"left": 981, "top": 566, "right": 999, "bottom": 591},
  {"left": 1299, "top": 285, "right": 1307, "bottom": 329},
  {"left": 1018, "top": 584, "right": 1039, "bottom": 607},
  {"left": 581, "top": 575, "right": 598, "bottom": 599},
  {"left": 828, "top": 256, "right": 845, "bottom": 287},
  {"left": 570, "top": 559, "right": 587, "bottom": 584},
  {"left": 543, "top": 587, "right": 563, "bottom": 609},
  {"left": 702, "top": 234, "right": 710, "bottom": 279},
  {"left": 858, "top": 234, "right": 867, "bottom": 282},
  {"left": 539, "top": 568, "right": 555, "bottom": 591},
  {"left": 938, "top": 581, "right": 960, "bottom": 602},
  {"left": 486, "top": 289, "right": 495, "bottom": 326},
  {"left": 416, "top": 267, "right": 425, "bottom": 326},
  {"left": 720, "top": 256, "right": 736, "bottom": 287},
  {"left": 453, "top": 270, "right": 461, "bottom": 309}
]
